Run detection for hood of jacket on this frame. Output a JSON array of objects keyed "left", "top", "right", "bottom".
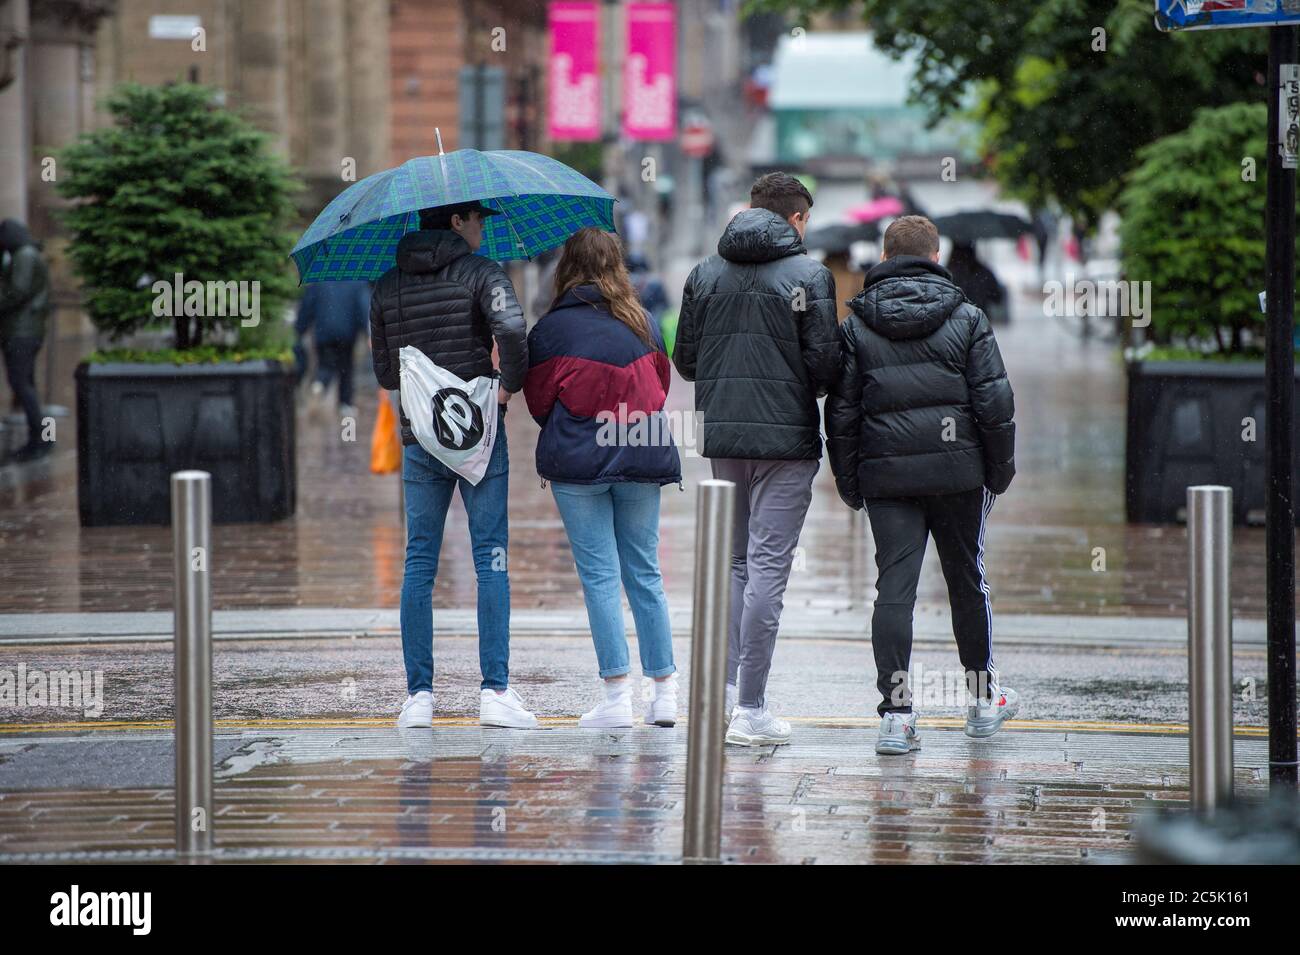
[
  {"left": 550, "top": 283, "right": 606, "bottom": 312},
  {"left": 717, "top": 208, "right": 806, "bottom": 264},
  {"left": 395, "top": 229, "right": 471, "bottom": 274},
  {"left": 0, "top": 219, "right": 33, "bottom": 253},
  {"left": 849, "top": 254, "right": 965, "bottom": 341}
]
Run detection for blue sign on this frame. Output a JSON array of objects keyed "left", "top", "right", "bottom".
[{"left": 1157, "top": 0, "right": 1300, "bottom": 32}]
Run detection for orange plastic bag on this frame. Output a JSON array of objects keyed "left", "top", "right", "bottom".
[{"left": 370, "top": 390, "right": 402, "bottom": 474}]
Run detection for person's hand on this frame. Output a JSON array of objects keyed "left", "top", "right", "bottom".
[{"left": 498, "top": 389, "right": 514, "bottom": 406}]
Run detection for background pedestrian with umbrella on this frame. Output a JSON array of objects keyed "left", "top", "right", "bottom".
[{"left": 932, "top": 210, "right": 1034, "bottom": 325}]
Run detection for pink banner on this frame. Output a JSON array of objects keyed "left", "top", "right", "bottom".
[
  {"left": 547, "top": 2, "right": 601, "bottom": 142},
  {"left": 623, "top": 3, "right": 676, "bottom": 141}
]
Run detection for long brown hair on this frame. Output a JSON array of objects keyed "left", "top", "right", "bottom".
[{"left": 551, "top": 227, "right": 653, "bottom": 345}]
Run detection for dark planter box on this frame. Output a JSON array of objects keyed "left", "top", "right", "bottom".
[
  {"left": 75, "top": 360, "right": 296, "bottom": 526},
  {"left": 1126, "top": 360, "right": 1300, "bottom": 525}
]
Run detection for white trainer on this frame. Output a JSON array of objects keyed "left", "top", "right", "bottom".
[
  {"left": 725, "top": 704, "right": 792, "bottom": 746},
  {"left": 397, "top": 690, "right": 433, "bottom": 728},
  {"left": 724, "top": 683, "right": 738, "bottom": 729},
  {"left": 479, "top": 687, "right": 540, "bottom": 729},
  {"left": 579, "top": 678, "right": 634, "bottom": 728},
  {"left": 965, "top": 685, "right": 1020, "bottom": 739},
  {"left": 876, "top": 711, "right": 921, "bottom": 755},
  {"left": 645, "top": 674, "right": 678, "bottom": 727}
]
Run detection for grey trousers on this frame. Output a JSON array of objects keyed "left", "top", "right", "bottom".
[{"left": 710, "top": 457, "right": 819, "bottom": 709}]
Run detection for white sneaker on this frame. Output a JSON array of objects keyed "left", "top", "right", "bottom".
[
  {"left": 876, "top": 711, "right": 921, "bottom": 755},
  {"left": 397, "top": 690, "right": 433, "bottom": 728},
  {"left": 725, "top": 704, "right": 792, "bottom": 746},
  {"left": 479, "top": 687, "right": 539, "bottom": 729},
  {"left": 965, "top": 685, "right": 1020, "bottom": 739},
  {"left": 724, "top": 683, "right": 738, "bottom": 728},
  {"left": 579, "top": 678, "right": 634, "bottom": 728},
  {"left": 644, "top": 674, "right": 678, "bottom": 727}
]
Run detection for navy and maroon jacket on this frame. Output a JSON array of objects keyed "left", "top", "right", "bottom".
[{"left": 525, "top": 284, "right": 682, "bottom": 486}]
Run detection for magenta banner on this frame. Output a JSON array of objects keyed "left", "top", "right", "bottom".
[
  {"left": 623, "top": 3, "right": 676, "bottom": 141},
  {"left": 547, "top": 2, "right": 601, "bottom": 142}
]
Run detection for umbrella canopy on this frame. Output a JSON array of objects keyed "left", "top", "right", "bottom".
[
  {"left": 291, "top": 150, "right": 616, "bottom": 282},
  {"left": 844, "top": 196, "right": 904, "bottom": 224},
  {"left": 804, "top": 221, "right": 879, "bottom": 255},
  {"left": 932, "top": 210, "right": 1033, "bottom": 244}
]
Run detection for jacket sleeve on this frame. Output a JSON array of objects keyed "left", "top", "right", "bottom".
[
  {"left": 523, "top": 322, "right": 558, "bottom": 425},
  {"left": 0, "top": 247, "right": 38, "bottom": 314},
  {"left": 798, "top": 265, "right": 841, "bottom": 397},
  {"left": 825, "top": 318, "right": 864, "bottom": 510},
  {"left": 369, "top": 282, "right": 397, "bottom": 390},
  {"left": 964, "top": 307, "right": 1016, "bottom": 494},
  {"left": 479, "top": 266, "right": 528, "bottom": 393},
  {"left": 671, "top": 265, "right": 700, "bottom": 381}
]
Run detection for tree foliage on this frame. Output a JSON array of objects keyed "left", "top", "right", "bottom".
[
  {"left": 57, "top": 83, "right": 300, "bottom": 350},
  {"left": 747, "top": 0, "right": 1266, "bottom": 227},
  {"left": 1118, "top": 102, "right": 1279, "bottom": 355}
]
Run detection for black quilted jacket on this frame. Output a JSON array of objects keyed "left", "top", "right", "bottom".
[
  {"left": 825, "top": 255, "right": 1016, "bottom": 505},
  {"left": 672, "top": 208, "right": 840, "bottom": 460},
  {"left": 370, "top": 230, "right": 527, "bottom": 445}
]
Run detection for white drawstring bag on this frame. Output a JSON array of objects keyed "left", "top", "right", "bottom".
[{"left": 398, "top": 345, "right": 500, "bottom": 485}]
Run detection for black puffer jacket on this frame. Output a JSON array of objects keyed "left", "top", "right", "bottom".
[
  {"left": 370, "top": 230, "right": 526, "bottom": 445},
  {"left": 825, "top": 255, "right": 1015, "bottom": 505},
  {"left": 673, "top": 208, "right": 839, "bottom": 460}
]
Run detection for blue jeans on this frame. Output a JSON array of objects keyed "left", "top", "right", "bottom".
[
  {"left": 550, "top": 481, "right": 675, "bottom": 679},
  {"left": 400, "top": 420, "right": 510, "bottom": 694}
]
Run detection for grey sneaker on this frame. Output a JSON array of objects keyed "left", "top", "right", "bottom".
[
  {"left": 725, "top": 705, "right": 792, "bottom": 746},
  {"left": 965, "top": 686, "right": 1020, "bottom": 739},
  {"left": 876, "top": 711, "right": 920, "bottom": 755}
]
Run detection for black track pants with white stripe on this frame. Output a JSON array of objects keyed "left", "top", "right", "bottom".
[{"left": 864, "top": 486, "right": 998, "bottom": 716}]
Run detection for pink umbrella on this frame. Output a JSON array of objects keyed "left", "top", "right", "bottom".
[{"left": 844, "top": 196, "right": 904, "bottom": 224}]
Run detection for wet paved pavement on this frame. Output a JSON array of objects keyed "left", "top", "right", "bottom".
[
  {"left": 0, "top": 306, "right": 1296, "bottom": 620},
  {"left": 0, "top": 633, "right": 1276, "bottom": 727},
  {"left": 0, "top": 724, "right": 1271, "bottom": 864}
]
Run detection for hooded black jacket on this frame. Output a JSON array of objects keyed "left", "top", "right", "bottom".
[
  {"left": 0, "top": 220, "right": 49, "bottom": 342},
  {"left": 825, "top": 255, "right": 1015, "bottom": 505},
  {"left": 673, "top": 208, "right": 840, "bottom": 460},
  {"left": 370, "top": 229, "right": 526, "bottom": 445}
]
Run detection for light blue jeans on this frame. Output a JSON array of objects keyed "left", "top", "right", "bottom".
[{"left": 550, "top": 481, "right": 676, "bottom": 679}]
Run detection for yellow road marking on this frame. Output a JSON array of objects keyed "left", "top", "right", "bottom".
[{"left": 0, "top": 716, "right": 1277, "bottom": 737}]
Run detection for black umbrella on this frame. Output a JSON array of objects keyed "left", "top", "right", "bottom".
[
  {"left": 932, "top": 211, "right": 1033, "bottom": 243},
  {"left": 803, "top": 221, "right": 880, "bottom": 255}
]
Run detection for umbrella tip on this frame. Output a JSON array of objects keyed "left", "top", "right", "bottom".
[{"left": 435, "top": 127, "right": 445, "bottom": 156}]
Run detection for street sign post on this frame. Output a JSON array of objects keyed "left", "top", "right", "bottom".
[{"left": 1156, "top": 2, "right": 1299, "bottom": 789}]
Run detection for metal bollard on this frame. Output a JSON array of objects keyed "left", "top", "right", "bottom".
[
  {"left": 172, "top": 470, "right": 213, "bottom": 854},
  {"left": 683, "top": 479, "right": 735, "bottom": 863},
  {"left": 1187, "top": 485, "right": 1234, "bottom": 811}
]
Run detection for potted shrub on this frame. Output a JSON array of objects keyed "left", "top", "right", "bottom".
[
  {"left": 58, "top": 83, "right": 300, "bottom": 526},
  {"left": 1118, "top": 102, "right": 1299, "bottom": 525}
]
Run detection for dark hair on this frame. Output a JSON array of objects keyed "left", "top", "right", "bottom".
[
  {"left": 883, "top": 215, "right": 940, "bottom": 259},
  {"left": 552, "top": 228, "right": 653, "bottom": 345},
  {"left": 749, "top": 172, "right": 814, "bottom": 220},
  {"left": 418, "top": 203, "right": 481, "bottom": 231}
]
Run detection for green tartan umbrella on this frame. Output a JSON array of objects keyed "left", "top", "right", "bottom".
[{"left": 291, "top": 148, "right": 616, "bottom": 282}]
